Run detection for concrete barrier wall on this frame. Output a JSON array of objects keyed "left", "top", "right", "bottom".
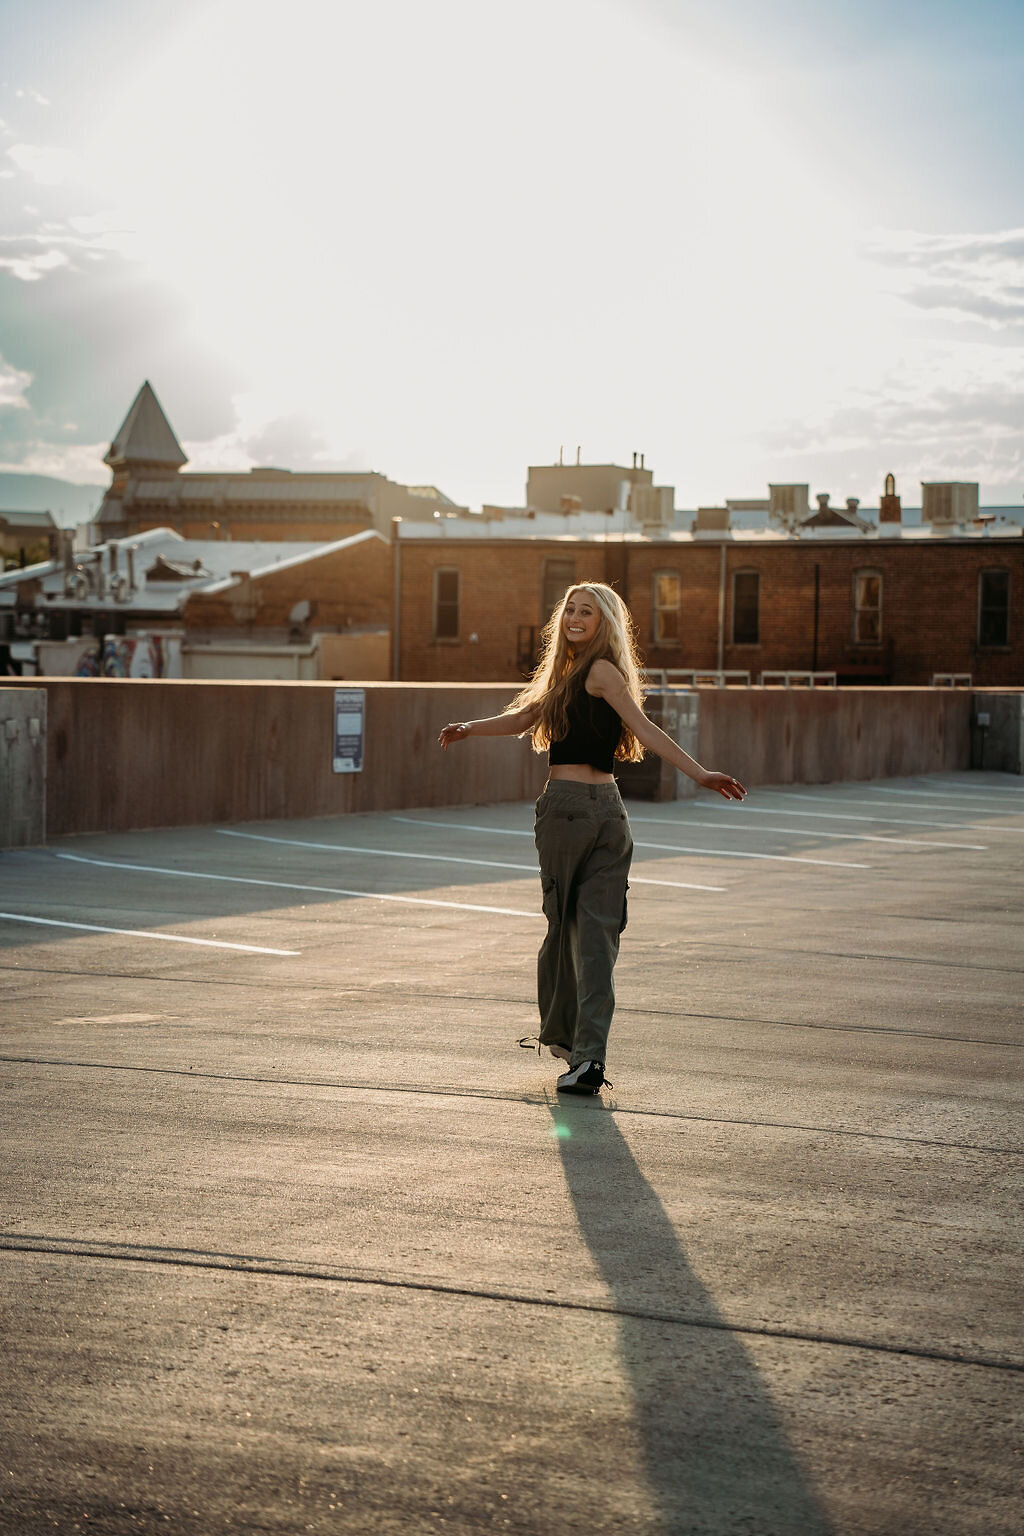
[
  {"left": 17, "top": 679, "right": 547, "bottom": 838},
  {"left": 4, "top": 679, "right": 982, "bottom": 841},
  {"left": 698, "top": 686, "right": 972, "bottom": 786},
  {"left": 973, "top": 691, "right": 1024, "bottom": 773},
  {"left": 0, "top": 687, "right": 47, "bottom": 846}
]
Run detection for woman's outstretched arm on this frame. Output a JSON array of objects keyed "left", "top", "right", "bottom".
[
  {"left": 587, "top": 660, "right": 746, "bottom": 801},
  {"left": 438, "top": 704, "right": 539, "bottom": 750}
]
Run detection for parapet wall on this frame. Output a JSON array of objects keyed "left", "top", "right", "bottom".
[
  {"left": 1, "top": 680, "right": 982, "bottom": 842},
  {"left": 697, "top": 686, "right": 973, "bottom": 785},
  {"left": 11, "top": 680, "right": 545, "bottom": 839}
]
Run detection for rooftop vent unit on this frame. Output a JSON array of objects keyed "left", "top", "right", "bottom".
[
  {"left": 630, "top": 485, "right": 675, "bottom": 532},
  {"left": 768, "top": 484, "right": 810, "bottom": 529},
  {"left": 921, "top": 482, "right": 979, "bottom": 525}
]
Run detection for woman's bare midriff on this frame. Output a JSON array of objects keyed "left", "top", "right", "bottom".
[{"left": 548, "top": 763, "right": 616, "bottom": 785}]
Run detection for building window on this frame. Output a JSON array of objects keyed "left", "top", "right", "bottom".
[
  {"left": 731, "top": 570, "right": 760, "bottom": 645},
  {"left": 542, "top": 558, "right": 576, "bottom": 621},
  {"left": 978, "top": 569, "right": 1010, "bottom": 647},
  {"left": 652, "top": 569, "right": 681, "bottom": 645},
  {"left": 433, "top": 567, "right": 460, "bottom": 640},
  {"left": 852, "top": 570, "right": 883, "bottom": 644}
]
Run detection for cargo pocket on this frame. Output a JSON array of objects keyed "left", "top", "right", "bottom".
[
  {"left": 619, "top": 881, "right": 629, "bottom": 935},
  {"left": 540, "top": 874, "right": 560, "bottom": 927}
]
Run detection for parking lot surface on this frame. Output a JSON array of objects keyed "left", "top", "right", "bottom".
[{"left": 1, "top": 773, "right": 1022, "bottom": 1534}]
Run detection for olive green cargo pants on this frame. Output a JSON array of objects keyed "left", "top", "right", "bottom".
[{"left": 534, "top": 779, "right": 633, "bottom": 1068}]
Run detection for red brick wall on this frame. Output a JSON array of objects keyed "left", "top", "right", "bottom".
[
  {"left": 397, "top": 536, "right": 1023, "bottom": 685},
  {"left": 398, "top": 542, "right": 611, "bottom": 682},
  {"left": 184, "top": 536, "right": 392, "bottom": 631}
]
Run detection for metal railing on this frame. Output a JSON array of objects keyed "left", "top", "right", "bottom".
[
  {"left": 931, "top": 672, "right": 972, "bottom": 688},
  {"left": 760, "top": 671, "right": 837, "bottom": 688},
  {"left": 646, "top": 668, "right": 751, "bottom": 688}
]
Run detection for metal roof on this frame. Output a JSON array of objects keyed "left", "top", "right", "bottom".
[
  {"left": 0, "top": 510, "right": 58, "bottom": 531},
  {"left": 0, "top": 527, "right": 386, "bottom": 613}
]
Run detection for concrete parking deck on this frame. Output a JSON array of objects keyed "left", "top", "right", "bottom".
[{"left": 1, "top": 773, "right": 1021, "bottom": 1535}]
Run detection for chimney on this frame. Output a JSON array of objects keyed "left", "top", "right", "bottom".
[
  {"left": 846, "top": 498, "right": 860, "bottom": 515},
  {"left": 816, "top": 492, "right": 831, "bottom": 512},
  {"left": 879, "top": 472, "right": 902, "bottom": 524}
]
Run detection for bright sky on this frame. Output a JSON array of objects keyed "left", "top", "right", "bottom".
[{"left": 1, "top": 0, "right": 1022, "bottom": 510}]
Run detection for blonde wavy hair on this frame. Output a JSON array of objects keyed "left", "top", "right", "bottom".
[{"left": 508, "top": 582, "right": 646, "bottom": 762}]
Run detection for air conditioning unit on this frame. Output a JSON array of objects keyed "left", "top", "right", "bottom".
[
  {"left": 921, "top": 482, "right": 979, "bottom": 525},
  {"left": 629, "top": 485, "right": 675, "bottom": 530}
]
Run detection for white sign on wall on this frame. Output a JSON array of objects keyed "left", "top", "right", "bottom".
[{"left": 333, "top": 688, "right": 365, "bottom": 773}]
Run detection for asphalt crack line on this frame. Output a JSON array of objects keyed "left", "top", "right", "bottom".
[
  {"left": 2, "top": 1235, "right": 1019, "bottom": 1376},
  {"left": 0, "top": 968, "right": 1018, "bottom": 1049},
  {"left": 1, "top": 1055, "right": 1018, "bottom": 1156}
]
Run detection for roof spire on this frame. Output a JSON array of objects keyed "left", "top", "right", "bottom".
[{"left": 104, "top": 381, "right": 187, "bottom": 471}]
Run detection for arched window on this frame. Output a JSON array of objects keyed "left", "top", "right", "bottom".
[
  {"left": 652, "top": 569, "right": 681, "bottom": 645},
  {"left": 731, "top": 570, "right": 760, "bottom": 645},
  {"left": 852, "top": 570, "right": 882, "bottom": 644}
]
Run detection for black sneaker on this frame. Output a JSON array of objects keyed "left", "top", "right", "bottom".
[{"left": 556, "top": 1060, "right": 612, "bottom": 1095}]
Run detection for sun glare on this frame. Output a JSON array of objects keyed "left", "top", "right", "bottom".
[{"left": 62, "top": 0, "right": 922, "bottom": 499}]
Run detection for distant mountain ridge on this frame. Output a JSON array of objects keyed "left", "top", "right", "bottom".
[{"left": 0, "top": 473, "right": 104, "bottom": 527}]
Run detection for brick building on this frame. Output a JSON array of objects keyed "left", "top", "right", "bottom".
[
  {"left": 0, "top": 527, "right": 392, "bottom": 681},
  {"left": 394, "top": 526, "right": 1022, "bottom": 687},
  {"left": 92, "top": 381, "right": 468, "bottom": 544}
]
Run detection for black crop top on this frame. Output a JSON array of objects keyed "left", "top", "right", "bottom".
[{"left": 548, "top": 676, "right": 622, "bottom": 773}]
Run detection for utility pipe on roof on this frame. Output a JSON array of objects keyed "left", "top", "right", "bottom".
[
  {"left": 391, "top": 518, "right": 402, "bottom": 680},
  {"left": 716, "top": 541, "right": 726, "bottom": 672}
]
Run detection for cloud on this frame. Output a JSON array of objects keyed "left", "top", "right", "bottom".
[
  {"left": 0, "top": 354, "right": 33, "bottom": 409},
  {"left": 6, "top": 143, "right": 77, "bottom": 186},
  {"left": 758, "top": 355, "right": 1024, "bottom": 502},
  {"left": 902, "top": 284, "right": 1024, "bottom": 324},
  {"left": 244, "top": 415, "right": 330, "bottom": 470},
  {"left": 0, "top": 244, "right": 241, "bottom": 483},
  {"left": 869, "top": 227, "right": 1024, "bottom": 329},
  {"left": 0, "top": 238, "right": 72, "bottom": 282}
]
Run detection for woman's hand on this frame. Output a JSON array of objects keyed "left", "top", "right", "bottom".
[
  {"left": 438, "top": 722, "right": 470, "bottom": 750},
  {"left": 698, "top": 770, "right": 747, "bottom": 801}
]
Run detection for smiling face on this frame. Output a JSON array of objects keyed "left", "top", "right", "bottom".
[{"left": 561, "top": 588, "right": 602, "bottom": 651}]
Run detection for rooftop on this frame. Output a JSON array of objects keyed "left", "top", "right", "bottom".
[{"left": 0, "top": 527, "right": 385, "bottom": 614}]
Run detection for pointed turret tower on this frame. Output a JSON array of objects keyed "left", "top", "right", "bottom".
[
  {"left": 104, "top": 381, "right": 187, "bottom": 480},
  {"left": 95, "top": 382, "right": 188, "bottom": 537}
]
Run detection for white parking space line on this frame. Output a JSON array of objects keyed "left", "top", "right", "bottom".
[
  {"left": 864, "top": 785, "right": 1024, "bottom": 810},
  {"left": 217, "top": 828, "right": 727, "bottom": 893},
  {"left": 628, "top": 813, "right": 984, "bottom": 851},
  {"left": 925, "top": 779, "right": 1024, "bottom": 794},
  {"left": 390, "top": 816, "right": 872, "bottom": 869},
  {"left": 0, "top": 912, "right": 299, "bottom": 956},
  {"left": 700, "top": 797, "right": 980, "bottom": 831},
  {"left": 55, "top": 854, "right": 538, "bottom": 920}
]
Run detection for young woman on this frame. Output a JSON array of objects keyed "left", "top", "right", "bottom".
[{"left": 439, "top": 582, "right": 746, "bottom": 1095}]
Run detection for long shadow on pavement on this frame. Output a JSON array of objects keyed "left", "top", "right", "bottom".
[{"left": 551, "top": 1098, "right": 831, "bottom": 1535}]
